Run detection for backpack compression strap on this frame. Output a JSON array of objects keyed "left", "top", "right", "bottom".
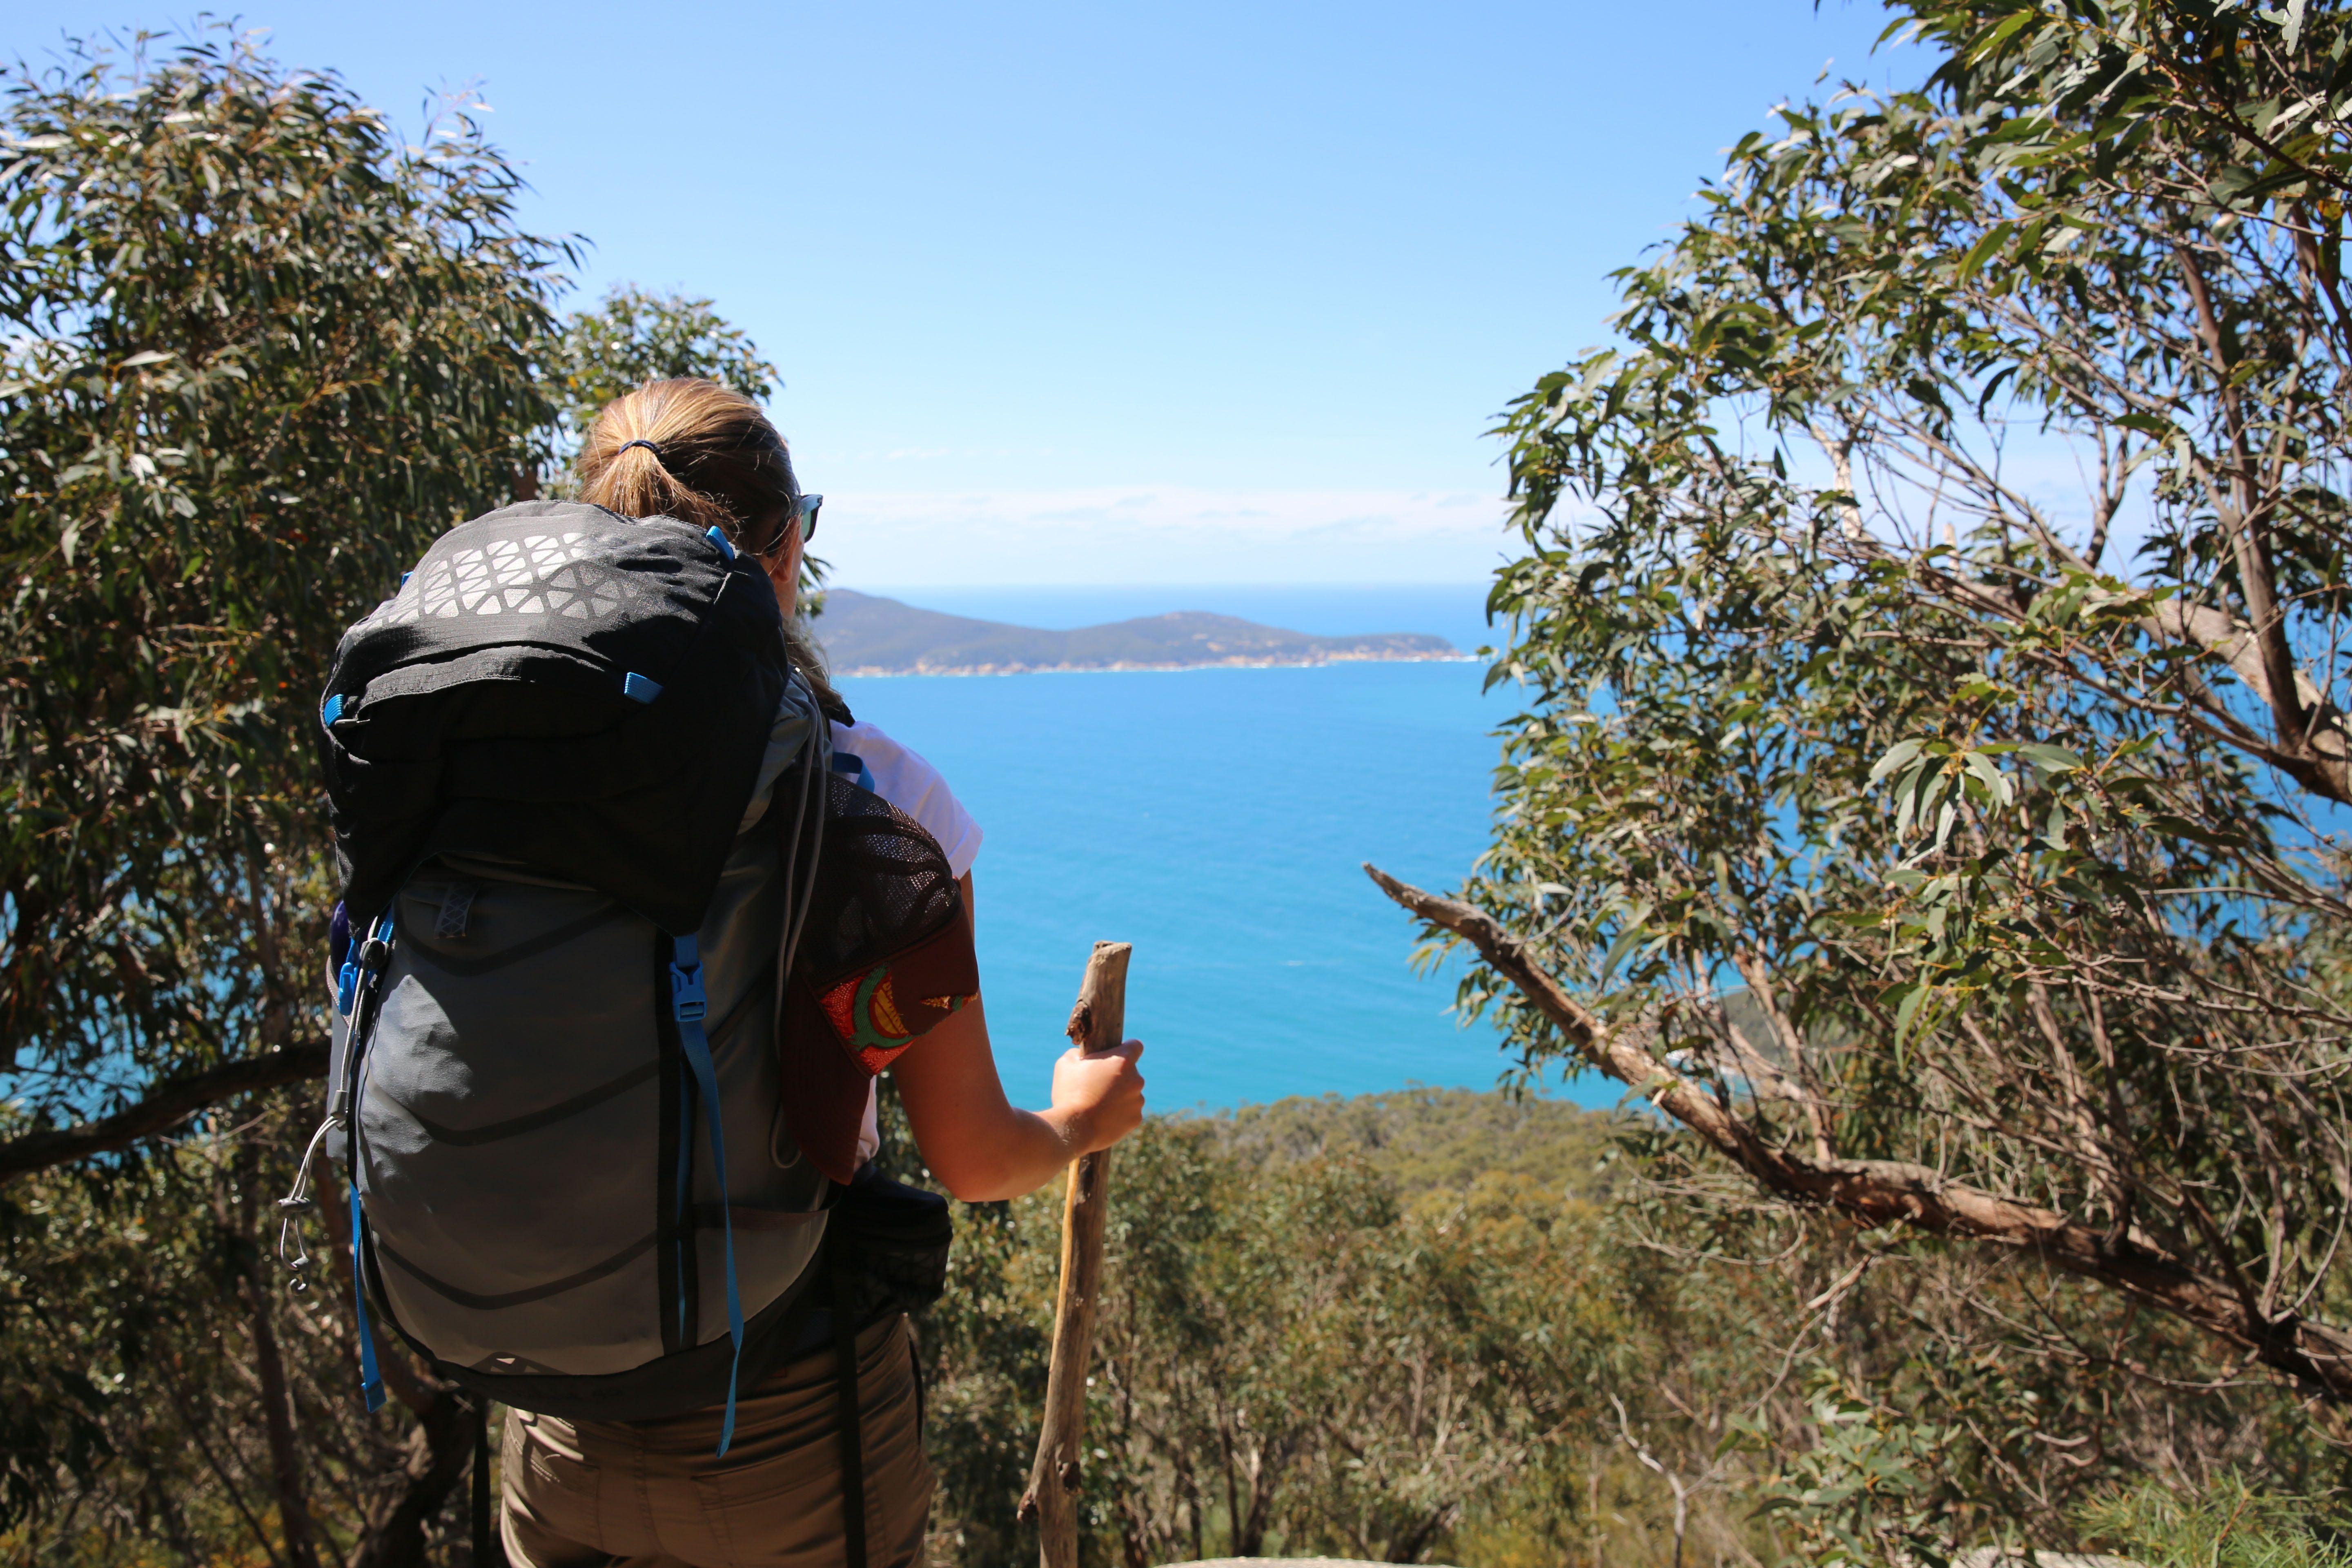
[
  {"left": 670, "top": 933, "right": 745, "bottom": 1455},
  {"left": 351, "top": 1187, "right": 386, "bottom": 1413},
  {"left": 339, "top": 909, "right": 397, "bottom": 1414}
]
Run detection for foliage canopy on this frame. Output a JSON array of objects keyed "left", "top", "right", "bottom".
[
  {"left": 1387, "top": 0, "right": 2352, "bottom": 1438},
  {"left": 0, "top": 30, "right": 563, "bottom": 1121},
  {"left": 0, "top": 32, "right": 805, "bottom": 1561},
  {"left": 548, "top": 284, "right": 779, "bottom": 442}
]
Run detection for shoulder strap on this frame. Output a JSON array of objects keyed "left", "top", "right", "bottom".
[{"left": 776, "top": 691, "right": 831, "bottom": 1017}]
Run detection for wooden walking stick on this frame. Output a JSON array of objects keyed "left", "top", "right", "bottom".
[{"left": 1018, "top": 940, "right": 1131, "bottom": 1568}]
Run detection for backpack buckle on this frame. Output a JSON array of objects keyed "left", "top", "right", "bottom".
[{"left": 671, "top": 960, "right": 708, "bottom": 1024}]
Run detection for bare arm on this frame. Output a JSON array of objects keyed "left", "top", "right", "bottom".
[
  {"left": 892, "top": 877, "right": 1145, "bottom": 1200},
  {"left": 893, "top": 996, "right": 1143, "bottom": 1201}
]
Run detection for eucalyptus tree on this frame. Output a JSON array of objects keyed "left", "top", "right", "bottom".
[
  {"left": 0, "top": 27, "right": 570, "bottom": 1560},
  {"left": 548, "top": 283, "right": 779, "bottom": 441},
  {"left": 0, "top": 36, "right": 826, "bottom": 1562},
  {"left": 0, "top": 35, "right": 817, "bottom": 1558},
  {"left": 1376, "top": 0, "right": 2352, "bottom": 1413},
  {"left": 0, "top": 29, "right": 563, "bottom": 1162}
]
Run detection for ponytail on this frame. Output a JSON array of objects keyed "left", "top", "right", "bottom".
[{"left": 577, "top": 379, "right": 844, "bottom": 719}]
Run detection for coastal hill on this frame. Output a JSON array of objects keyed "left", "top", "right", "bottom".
[{"left": 813, "top": 588, "right": 1460, "bottom": 675}]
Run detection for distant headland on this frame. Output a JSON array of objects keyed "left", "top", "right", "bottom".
[{"left": 813, "top": 588, "right": 1464, "bottom": 676}]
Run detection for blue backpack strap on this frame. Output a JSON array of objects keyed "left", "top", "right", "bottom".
[
  {"left": 350, "top": 1185, "right": 386, "bottom": 1412},
  {"left": 831, "top": 749, "right": 877, "bottom": 794},
  {"left": 670, "top": 931, "right": 745, "bottom": 1454}
]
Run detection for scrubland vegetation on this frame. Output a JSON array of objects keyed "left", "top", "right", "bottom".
[
  {"left": 11, "top": 3, "right": 2352, "bottom": 1563},
  {"left": 897, "top": 1088, "right": 2348, "bottom": 1567}
]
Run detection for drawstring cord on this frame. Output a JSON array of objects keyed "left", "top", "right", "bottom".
[{"left": 275, "top": 1114, "right": 341, "bottom": 1294}]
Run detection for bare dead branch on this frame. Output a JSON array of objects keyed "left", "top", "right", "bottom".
[{"left": 1364, "top": 863, "right": 2352, "bottom": 1401}]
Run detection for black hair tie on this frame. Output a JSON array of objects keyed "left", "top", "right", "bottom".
[{"left": 616, "top": 438, "right": 663, "bottom": 461}]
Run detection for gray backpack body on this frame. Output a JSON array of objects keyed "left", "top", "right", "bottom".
[{"left": 330, "top": 689, "right": 832, "bottom": 1425}]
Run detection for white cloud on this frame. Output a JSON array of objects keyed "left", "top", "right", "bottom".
[{"left": 810, "top": 486, "right": 1515, "bottom": 586}]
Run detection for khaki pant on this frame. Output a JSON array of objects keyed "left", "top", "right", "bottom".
[{"left": 503, "top": 1315, "right": 933, "bottom": 1568}]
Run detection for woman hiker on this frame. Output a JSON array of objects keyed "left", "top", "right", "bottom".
[{"left": 498, "top": 378, "right": 1147, "bottom": 1568}]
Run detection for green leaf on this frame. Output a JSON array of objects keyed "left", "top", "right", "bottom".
[
  {"left": 1869, "top": 738, "right": 1928, "bottom": 785},
  {"left": 1967, "top": 9, "right": 2039, "bottom": 62},
  {"left": 1956, "top": 220, "right": 2016, "bottom": 283},
  {"left": 1891, "top": 982, "right": 1931, "bottom": 1064},
  {"left": 2017, "top": 744, "right": 2082, "bottom": 775},
  {"left": 1597, "top": 924, "right": 1644, "bottom": 989},
  {"left": 1961, "top": 751, "right": 2013, "bottom": 808},
  {"left": 2145, "top": 813, "right": 2248, "bottom": 850}
]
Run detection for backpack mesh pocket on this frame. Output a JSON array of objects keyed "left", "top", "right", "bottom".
[
  {"left": 777, "top": 774, "right": 979, "bottom": 1186},
  {"left": 799, "top": 774, "right": 960, "bottom": 980}
]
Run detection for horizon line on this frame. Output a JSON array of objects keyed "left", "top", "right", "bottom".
[{"left": 829, "top": 579, "right": 1499, "bottom": 590}]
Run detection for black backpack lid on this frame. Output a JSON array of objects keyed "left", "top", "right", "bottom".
[{"left": 320, "top": 500, "right": 797, "bottom": 933}]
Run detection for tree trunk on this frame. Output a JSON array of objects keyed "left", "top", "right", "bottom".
[
  {"left": 352, "top": 1390, "right": 475, "bottom": 1568},
  {"left": 242, "top": 1271, "right": 322, "bottom": 1568},
  {"left": 237, "top": 1138, "right": 321, "bottom": 1568},
  {"left": 0, "top": 1045, "right": 327, "bottom": 1186}
]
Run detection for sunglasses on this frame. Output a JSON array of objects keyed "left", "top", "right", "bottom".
[{"left": 795, "top": 492, "right": 824, "bottom": 545}]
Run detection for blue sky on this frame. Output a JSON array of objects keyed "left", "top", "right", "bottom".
[{"left": 16, "top": 2, "right": 1922, "bottom": 585}]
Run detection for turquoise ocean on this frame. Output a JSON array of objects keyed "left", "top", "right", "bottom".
[{"left": 832, "top": 584, "right": 1610, "bottom": 1114}]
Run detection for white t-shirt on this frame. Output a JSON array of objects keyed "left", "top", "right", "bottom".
[{"left": 829, "top": 718, "right": 981, "bottom": 1163}]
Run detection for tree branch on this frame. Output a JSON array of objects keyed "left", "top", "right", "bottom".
[
  {"left": 0, "top": 1045, "right": 328, "bottom": 1186},
  {"left": 1831, "top": 525, "right": 2352, "bottom": 803},
  {"left": 1363, "top": 864, "right": 2352, "bottom": 1401},
  {"left": 2176, "top": 244, "right": 2308, "bottom": 747},
  {"left": 2140, "top": 596, "right": 2352, "bottom": 801}
]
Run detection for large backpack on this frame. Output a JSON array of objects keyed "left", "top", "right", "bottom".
[{"left": 293, "top": 499, "right": 950, "bottom": 1452}]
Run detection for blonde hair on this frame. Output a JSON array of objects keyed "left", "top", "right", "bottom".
[{"left": 576, "top": 378, "right": 841, "bottom": 715}]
